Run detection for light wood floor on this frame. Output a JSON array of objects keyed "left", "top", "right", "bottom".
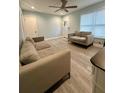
[{"left": 46, "top": 38, "right": 101, "bottom": 93}]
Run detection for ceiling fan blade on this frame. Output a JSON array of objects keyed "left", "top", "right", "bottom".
[
  {"left": 55, "top": 9, "right": 61, "bottom": 12},
  {"left": 49, "top": 6, "right": 60, "bottom": 8},
  {"left": 64, "top": 9, "right": 69, "bottom": 12},
  {"left": 65, "top": 6, "right": 77, "bottom": 8}
]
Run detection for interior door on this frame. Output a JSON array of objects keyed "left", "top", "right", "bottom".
[{"left": 23, "top": 15, "right": 38, "bottom": 38}]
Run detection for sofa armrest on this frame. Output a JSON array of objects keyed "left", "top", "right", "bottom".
[
  {"left": 68, "top": 33, "right": 75, "bottom": 39},
  {"left": 85, "top": 35, "right": 94, "bottom": 45},
  {"left": 19, "top": 49, "right": 71, "bottom": 93}
]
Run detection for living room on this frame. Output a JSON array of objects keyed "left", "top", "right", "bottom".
[
  {"left": 2, "top": 0, "right": 124, "bottom": 93},
  {"left": 19, "top": 0, "right": 105, "bottom": 93}
]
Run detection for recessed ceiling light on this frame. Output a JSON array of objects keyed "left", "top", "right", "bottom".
[{"left": 31, "top": 6, "right": 34, "bottom": 9}]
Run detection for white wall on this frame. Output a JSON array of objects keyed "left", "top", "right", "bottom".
[
  {"left": 22, "top": 1, "right": 104, "bottom": 38},
  {"left": 19, "top": 7, "right": 25, "bottom": 47},
  {"left": 22, "top": 10, "right": 62, "bottom": 39},
  {"left": 62, "top": 1, "right": 105, "bottom": 36}
]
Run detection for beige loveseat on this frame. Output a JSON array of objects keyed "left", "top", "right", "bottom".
[
  {"left": 19, "top": 37, "right": 71, "bottom": 93},
  {"left": 68, "top": 32, "right": 94, "bottom": 46}
]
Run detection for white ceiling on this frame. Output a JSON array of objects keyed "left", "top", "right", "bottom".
[{"left": 20, "top": 0, "right": 104, "bottom": 16}]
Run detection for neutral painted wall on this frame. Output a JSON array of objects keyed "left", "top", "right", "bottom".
[
  {"left": 19, "top": 7, "right": 25, "bottom": 48},
  {"left": 62, "top": 1, "right": 105, "bottom": 36},
  {"left": 22, "top": 10, "right": 62, "bottom": 39}
]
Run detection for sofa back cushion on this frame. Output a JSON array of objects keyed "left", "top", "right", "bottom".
[
  {"left": 20, "top": 41, "right": 40, "bottom": 65},
  {"left": 80, "top": 32, "right": 91, "bottom": 37},
  {"left": 80, "top": 32, "right": 91, "bottom": 35},
  {"left": 75, "top": 31, "right": 92, "bottom": 37},
  {"left": 75, "top": 31, "right": 81, "bottom": 36},
  {"left": 25, "top": 37, "right": 35, "bottom": 45}
]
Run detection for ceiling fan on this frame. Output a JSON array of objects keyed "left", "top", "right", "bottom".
[{"left": 49, "top": 0, "right": 78, "bottom": 12}]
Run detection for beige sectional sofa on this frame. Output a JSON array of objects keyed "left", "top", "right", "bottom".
[
  {"left": 19, "top": 37, "right": 71, "bottom": 93},
  {"left": 68, "top": 31, "right": 94, "bottom": 46}
]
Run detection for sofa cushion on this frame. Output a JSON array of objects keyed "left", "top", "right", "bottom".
[
  {"left": 20, "top": 41, "right": 40, "bottom": 65},
  {"left": 38, "top": 47, "right": 55, "bottom": 58},
  {"left": 70, "top": 36, "right": 86, "bottom": 41},
  {"left": 35, "top": 41, "right": 51, "bottom": 50},
  {"left": 75, "top": 31, "right": 81, "bottom": 36},
  {"left": 38, "top": 41, "right": 68, "bottom": 59}
]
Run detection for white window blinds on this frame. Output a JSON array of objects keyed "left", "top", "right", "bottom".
[{"left": 80, "top": 9, "right": 105, "bottom": 38}]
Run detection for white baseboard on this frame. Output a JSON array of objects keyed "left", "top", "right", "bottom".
[{"left": 45, "top": 36, "right": 64, "bottom": 40}]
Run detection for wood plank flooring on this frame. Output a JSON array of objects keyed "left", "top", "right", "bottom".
[{"left": 46, "top": 38, "right": 101, "bottom": 93}]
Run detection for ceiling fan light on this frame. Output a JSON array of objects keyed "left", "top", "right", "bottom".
[
  {"left": 60, "top": 12, "right": 64, "bottom": 15},
  {"left": 31, "top": 6, "right": 35, "bottom": 9}
]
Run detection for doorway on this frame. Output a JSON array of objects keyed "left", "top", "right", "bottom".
[{"left": 23, "top": 15, "right": 38, "bottom": 38}]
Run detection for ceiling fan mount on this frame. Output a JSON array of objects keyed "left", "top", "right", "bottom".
[{"left": 49, "top": 0, "right": 78, "bottom": 13}]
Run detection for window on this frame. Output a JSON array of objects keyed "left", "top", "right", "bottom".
[{"left": 80, "top": 9, "right": 105, "bottom": 38}]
